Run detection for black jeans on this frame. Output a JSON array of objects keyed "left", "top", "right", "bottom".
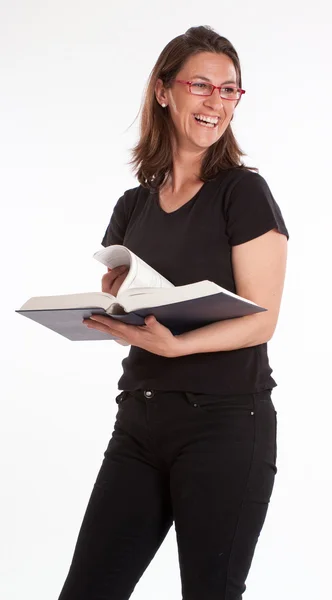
[{"left": 57, "top": 388, "right": 277, "bottom": 600}]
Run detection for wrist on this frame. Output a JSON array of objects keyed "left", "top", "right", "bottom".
[{"left": 169, "top": 334, "right": 190, "bottom": 358}]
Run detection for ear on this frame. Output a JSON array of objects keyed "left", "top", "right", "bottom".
[{"left": 155, "top": 78, "right": 168, "bottom": 108}]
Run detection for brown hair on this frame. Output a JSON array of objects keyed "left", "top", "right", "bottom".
[{"left": 128, "top": 25, "right": 257, "bottom": 190}]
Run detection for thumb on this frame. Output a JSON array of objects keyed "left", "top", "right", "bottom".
[{"left": 145, "top": 315, "right": 157, "bottom": 326}]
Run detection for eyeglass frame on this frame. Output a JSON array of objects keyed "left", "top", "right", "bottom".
[{"left": 173, "top": 79, "right": 246, "bottom": 100}]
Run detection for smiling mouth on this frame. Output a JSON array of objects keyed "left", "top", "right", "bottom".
[{"left": 193, "top": 115, "right": 219, "bottom": 128}]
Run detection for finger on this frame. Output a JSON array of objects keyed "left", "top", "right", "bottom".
[
  {"left": 87, "top": 316, "right": 140, "bottom": 342},
  {"left": 102, "top": 269, "right": 129, "bottom": 294},
  {"left": 87, "top": 315, "right": 128, "bottom": 334},
  {"left": 106, "top": 265, "right": 128, "bottom": 274},
  {"left": 84, "top": 318, "right": 126, "bottom": 339},
  {"left": 103, "top": 266, "right": 127, "bottom": 284},
  {"left": 86, "top": 315, "right": 118, "bottom": 326},
  {"left": 144, "top": 315, "right": 157, "bottom": 326},
  {"left": 110, "top": 271, "right": 128, "bottom": 296}
]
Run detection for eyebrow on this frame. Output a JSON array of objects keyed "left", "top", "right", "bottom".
[{"left": 191, "top": 74, "right": 237, "bottom": 85}]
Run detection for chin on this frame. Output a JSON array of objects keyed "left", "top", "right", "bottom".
[{"left": 195, "top": 137, "right": 222, "bottom": 150}]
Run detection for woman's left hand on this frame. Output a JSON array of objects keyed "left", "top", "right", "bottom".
[{"left": 83, "top": 314, "right": 183, "bottom": 358}]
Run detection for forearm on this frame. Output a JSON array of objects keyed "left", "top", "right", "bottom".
[{"left": 173, "top": 313, "right": 272, "bottom": 357}]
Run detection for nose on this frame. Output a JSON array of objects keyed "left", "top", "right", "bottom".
[{"left": 204, "top": 87, "right": 225, "bottom": 112}]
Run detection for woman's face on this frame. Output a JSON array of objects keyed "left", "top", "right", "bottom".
[{"left": 156, "top": 51, "right": 239, "bottom": 153}]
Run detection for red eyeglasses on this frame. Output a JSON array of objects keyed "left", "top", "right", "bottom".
[{"left": 173, "top": 80, "right": 246, "bottom": 101}]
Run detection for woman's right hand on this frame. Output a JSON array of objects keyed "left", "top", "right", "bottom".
[{"left": 101, "top": 265, "right": 129, "bottom": 296}]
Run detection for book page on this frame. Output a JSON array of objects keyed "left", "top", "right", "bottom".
[
  {"left": 93, "top": 245, "right": 174, "bottom": 296},
  {"left": 94, "top": 245, "right": 131, "bottom": 270},
  {"left": 18, "top": 292, "right": 116, "bottom": 312},
  {"left": 119, "top": 280, "right": 263, "bottom": 313},
  {"left": 124, "top": 254, "right": 174, "bottom": 293}
]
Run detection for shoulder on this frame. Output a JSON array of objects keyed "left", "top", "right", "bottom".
[
  {"left": 218, "top": 168, "right": 276, "bottom": 210},
  {"left": 101, "top": 183, "right": 150, "bottom": 247},
  {"left": 219, "top": 168, "right": 289, "bottom": 245},
  {"left": 230, "top": 169, "right": 271, "bottom": 192},
  {"left": 214, "top": 167, "right": 268, "bottom": 193},
  {"left": 207, "top": 167, "right": 269, "bottom": 204},
  {"left": 118, "top": 183, "right": 151, "bottom": 215}
]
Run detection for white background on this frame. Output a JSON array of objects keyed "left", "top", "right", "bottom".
[{"left": 1, "top": 1, "right": 331, "bottom": 599}]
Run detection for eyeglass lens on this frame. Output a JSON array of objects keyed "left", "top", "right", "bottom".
[{"left": 190, "top": 82, "right": 240, "bottom": 100}]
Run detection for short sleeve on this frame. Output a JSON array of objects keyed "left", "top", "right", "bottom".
[
  {"left": 224, "top": 171, "right": 289, "bottom": 246},
  {"left": 101, "top": 194, "right": 127, "bottom": 247}
]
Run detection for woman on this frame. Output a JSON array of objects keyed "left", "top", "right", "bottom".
[{"left": 58, "top": 26, "right": 289, "bottom": 600}]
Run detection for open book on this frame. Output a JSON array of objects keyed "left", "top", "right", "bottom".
[{"left": 16, "top": 245, "right": 267, "bottom": 342}]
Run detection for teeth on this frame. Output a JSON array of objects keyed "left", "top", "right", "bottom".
[{"left": 194, "top": 114, "right": 218, "bottom": 125}]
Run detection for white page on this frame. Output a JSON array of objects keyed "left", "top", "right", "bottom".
[
  {"left": 94, "top": 245, "right": 131, "bottom": 269},
  {"left": 118, "top": 280, "right": 262, "bottom": 313},
  {"left": 124, "top": 254, "right": 173, "bottom": 292},
  {"left": 93, "top": 245, "right": 174, "bottom": 294}
]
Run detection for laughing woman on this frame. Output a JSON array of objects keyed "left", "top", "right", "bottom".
[{"left": 58, "top": 25, "right": 289, "bottom": 600}]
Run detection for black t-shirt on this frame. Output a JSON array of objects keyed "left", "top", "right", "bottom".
[{"left": 101, "top": 168, "right": 289, "bottom": 395}]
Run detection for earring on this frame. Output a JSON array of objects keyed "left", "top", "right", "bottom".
[{"left": 161, "top": 103, "right": 167, "bottom": 108}]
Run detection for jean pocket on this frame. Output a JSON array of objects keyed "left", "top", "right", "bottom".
[{"left": 184, "top": 392, "right": 254, "bottom": 414}]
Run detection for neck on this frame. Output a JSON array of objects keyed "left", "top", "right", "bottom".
[{"left": 164, "top": 147, "right": 205, "bottom": 193}]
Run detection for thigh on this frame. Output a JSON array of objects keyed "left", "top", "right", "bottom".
[
  {"left": 170, "top": 390, "right": 277, "bottom": 600},
  {"left": 58, "top": 399, "right": 173, "bottom": 600}
]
